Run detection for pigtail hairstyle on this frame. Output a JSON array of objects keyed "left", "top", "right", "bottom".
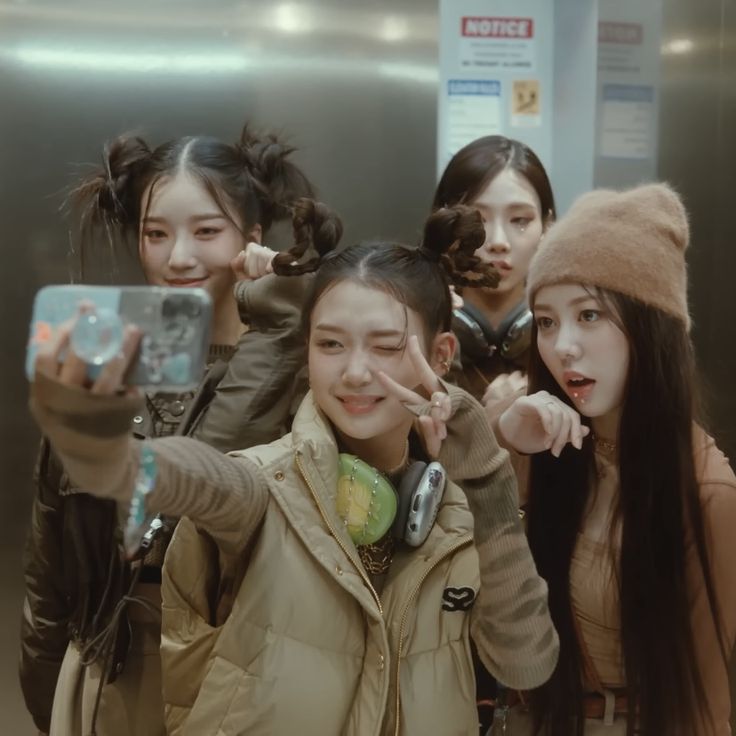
[
  {"left": 421, "top": 205, "right": 500, "bottom": 289},
  {"left": 67, "top": 135, "right": 152, "bottom": 277},
  {"left": 70, "top": 135, "right": 152, "bottom": 233},
  {"left": 66, "top": 122, "right": 318, "bottom": 279},
  {"left": 271, "top": 198, "right": 344, "bottom": 276},
  {"left": 238, "top": 124, "right": 316, "bottom": 233},
  {"left": 303, "top": 204, "right": 499, "bottom": 346}
]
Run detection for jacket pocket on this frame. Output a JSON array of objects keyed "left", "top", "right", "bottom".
[{"left": 184, "top": 655, "right": 276, "bottom": 736}]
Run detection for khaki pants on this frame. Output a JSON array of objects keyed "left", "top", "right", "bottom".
[{"left": 50, "top": 586, "right": 165, "bottom": 736}]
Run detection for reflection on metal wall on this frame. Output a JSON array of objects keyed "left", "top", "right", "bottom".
[
  {"left": 656, "top": 4, "right": 736, "bottom": 721},
  {"left": 0, "top": 1, "right": 438, "bottom": 728},
  {"left": 2, "top": 0, "right": 736, "bottom": 730},
  {"left": 658, "top": 0, "right": 736, "bottom": 461}
]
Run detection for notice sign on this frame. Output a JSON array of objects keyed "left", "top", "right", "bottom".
[
  {"left": 598, "top": 21, "right": 645, "bottom": 75},
  {"left": 599, "top": 84, "right": 654, "bottom": 159},
  {"left": 447, "top": 79, "right": 502, "bottom": 157},
  {"left": 460, "top": 16, "right": 537, "bottom": 72}
]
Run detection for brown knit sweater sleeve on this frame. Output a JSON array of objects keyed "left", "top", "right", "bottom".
[
  {"left": 439, "top": 381, "right": 559, "bottom": 690},
  {"left": 29, "top": 373, "right": 269, "bottom": 556},
  {"left": 485, "top": 386, "right": 530, "bottom": 505}
]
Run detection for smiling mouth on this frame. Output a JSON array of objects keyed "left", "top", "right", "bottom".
[
  {"left": 338, "top": 396, "right": 384, "bottom": 414},
  {"left": 166, "top": 277, "right": 208, "bottom": 286}
]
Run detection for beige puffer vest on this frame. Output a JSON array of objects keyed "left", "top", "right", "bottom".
[{"left": 161, "top": 396, "right": 481, "bottom": 736}]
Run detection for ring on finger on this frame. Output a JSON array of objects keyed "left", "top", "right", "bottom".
[{"left": 430, "top": 392, "right": 446, "bottom": 408}]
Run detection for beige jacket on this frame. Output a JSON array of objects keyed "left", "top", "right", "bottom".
[{"left": 30, "top": 376, "right": 559, "bottom": 736}]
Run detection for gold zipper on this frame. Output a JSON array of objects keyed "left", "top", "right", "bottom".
[
  {"left": 393, "top": 536, "right": 473, "bottom": 736},
  {"left": 295, "top": 452, "right": 384, "bottom": 617}
]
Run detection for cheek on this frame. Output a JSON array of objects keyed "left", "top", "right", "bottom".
[
  {"left": 512, "top": 228, "right": 542, "bottom": 261},
  {"left": 139, "top": 245, "right": 166, "bottom": 276},
  {"left": 307, "top": 350, "right": 331, "bottom": 388},
  {"left": 536, "top": 334, "right": 554, "bottom": 366},
  {"left": 388, "top": 354, "right": 422, "bottom": 389}
]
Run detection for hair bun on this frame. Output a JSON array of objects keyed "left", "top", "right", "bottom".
[
  {"left": 421, "top": 205, "right": 499, "bottom": 288},
  {"left": 236, "top": 125, "right": 314, "bottom": 231},
  {"left": 69, "top": 134, "right": 151, "bottom": 229}
]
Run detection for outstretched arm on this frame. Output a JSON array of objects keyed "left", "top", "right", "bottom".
[{"left": 29, "top": 319, "right": 269, "bottom": 557}]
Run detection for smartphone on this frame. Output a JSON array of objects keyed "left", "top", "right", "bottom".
[{"left": 27, "top": 285, "right": 212, "bottom": 391}]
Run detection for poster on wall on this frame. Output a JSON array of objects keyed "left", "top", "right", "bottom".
[
  {"left": 595, "top": 0, "right": 662, "bottom": 182},
  {"left": 437, "top": 0, "right": 554, "bottom": 177}
]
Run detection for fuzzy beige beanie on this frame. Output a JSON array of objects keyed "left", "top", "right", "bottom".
[{"left": 527, "top": 183, "right": 690, "bottom": 327}]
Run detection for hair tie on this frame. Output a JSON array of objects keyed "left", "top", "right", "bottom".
[{"left": 417, "top": 245, "right": 441, "bottom": 263}]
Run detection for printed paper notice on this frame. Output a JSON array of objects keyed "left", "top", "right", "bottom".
[
  {"left": 447, "top": 80, "right": 502, "bottom": 157},
  {"left": 460, "top": 17, "right": 536, "bottom": 72},
  {"left": 599, "top": 84, "right": 654, "bottom": 159},
  {"left": 511, "top": 79, "right": 541, "bottom": 127}
]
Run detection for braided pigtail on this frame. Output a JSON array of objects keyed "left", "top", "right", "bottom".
[
  {"left": 420, "top": 205, "right": 499, "bottom": 288},
  {"left": 271, "top": 198, "right": 343, "bottom": 276},
  {"left": 238, "top": 124, "right": 316, "bottom": 233}
]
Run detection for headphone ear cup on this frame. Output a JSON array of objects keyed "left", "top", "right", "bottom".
[
  {"left": 392, "top": 461, "right": 427, "bottom": 540},
  {"left": 404, "top": 463, "right": 447, "bottom": 547}
]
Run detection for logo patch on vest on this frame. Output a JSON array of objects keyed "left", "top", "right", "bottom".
[{"left": 441, "top": 586, "right": 476, "bottom": 612}]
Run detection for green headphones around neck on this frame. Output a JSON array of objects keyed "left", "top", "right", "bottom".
[{"left": 336, "top": 454, "right": 446, "bottom": 548}]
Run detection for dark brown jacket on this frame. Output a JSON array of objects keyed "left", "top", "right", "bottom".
[{"left": 19, "top": 273, "right": 309, "bottom": 732}]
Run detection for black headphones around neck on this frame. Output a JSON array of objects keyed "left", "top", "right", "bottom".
[{"left": 452, "top": 301, "right": 532, "bottom": 362}]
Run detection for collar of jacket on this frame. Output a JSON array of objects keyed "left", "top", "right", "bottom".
[{"left": 278, "top": 391, "right": 475, "bottom": 603}]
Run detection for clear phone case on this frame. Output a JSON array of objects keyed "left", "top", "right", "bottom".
[{"left": 26, "top": 285, "right": 212, "bottom": 392}]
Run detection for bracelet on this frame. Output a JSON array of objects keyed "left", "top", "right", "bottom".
[{"left": 124, "top": 444, "right": 158, "bottom": 558}]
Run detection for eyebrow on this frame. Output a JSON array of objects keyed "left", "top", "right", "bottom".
[
  {"left": 143, "top": 213, "right": 227, "bottom": 223},
  {"left": 476, "top": 200, "right": 538, "bottom": 210},
  {"left": 312, "top": 324, "right": 405, "bottom": 338},
  {"left": 534, "top": 295, "right": 599, "bottom": 311}
]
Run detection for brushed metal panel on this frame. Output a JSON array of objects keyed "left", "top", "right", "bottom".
[{"left": 0, "top": 1, "right": 438, "bottom": 728}]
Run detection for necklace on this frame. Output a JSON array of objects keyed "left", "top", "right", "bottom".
[
  {"left": 592, "top": 434, "right": 617, "bottom": 455},
  {"left": 357, "top": 534, "right": 394, "bottom": 576}
]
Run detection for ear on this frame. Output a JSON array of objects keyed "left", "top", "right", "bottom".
[
  {"left": 247, "top": 223, "right": 262, "bottom": 244},
  {"left": 428, "top": 331, "right": 457, "bottom": 377}
]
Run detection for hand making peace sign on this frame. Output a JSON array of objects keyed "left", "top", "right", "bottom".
[{"left": 376, "top": 334, "right": 453, "bottom": 459}]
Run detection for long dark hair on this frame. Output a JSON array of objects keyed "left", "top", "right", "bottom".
[
  {"left": 432, "top": 135, "right": 556, "bottom": 221},
  {"left": 69, "top": 124, "right": 315, "bottom": 276},
  {"left": 525, "top": 289, "right": 727, "bottom": 735},
  {"left": 302, "top": 205, "right": 499, "bottom": 343}
]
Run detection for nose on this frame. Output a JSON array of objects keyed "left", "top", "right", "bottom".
[
  {"left": 168, "top": 233, "right": 198, "bottom": 270},
  {"left": 342, "top": 349, "right": 372, "bottom": 387},
  {"left": 553, "top": 322, "right": 582, "bottom": 362},
  {"left": 482, "top": 219, "right": 510, "bottom": 255}
]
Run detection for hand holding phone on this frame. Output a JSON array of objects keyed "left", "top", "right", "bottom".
[{"left": 27, "top": 285, "right": 212, "bottom": 392}]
